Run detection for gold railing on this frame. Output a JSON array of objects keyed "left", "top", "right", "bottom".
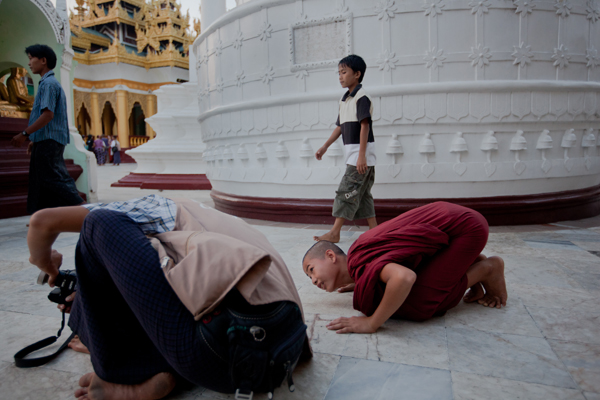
[{"left": 129, "top": 135, "right": 149, "bottom": 148}]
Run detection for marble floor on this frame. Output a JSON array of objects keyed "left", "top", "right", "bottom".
[{"left": 0, "top": 164, "right": 599, "bottom": 400}]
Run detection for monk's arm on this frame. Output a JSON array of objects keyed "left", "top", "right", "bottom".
[
  {"left": 28, "top": 206, "right": 89, "bottom": 286},
  {"left": 327, "top": 263, "right": 416, "bottom": 334}
]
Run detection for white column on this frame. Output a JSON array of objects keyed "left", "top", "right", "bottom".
[{"left": 200, "top": 0, "right": 226, "bottom": 30}]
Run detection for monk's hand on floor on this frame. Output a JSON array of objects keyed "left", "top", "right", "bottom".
[
  {"left": 326, "top": 316, "right": 376, "bottom": 334},
  {"left": 337, "top": 283, "right": 356, "bottom": 293}
]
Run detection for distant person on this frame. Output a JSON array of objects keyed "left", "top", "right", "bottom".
[
  {"left": 110, "top": 135, "right": 121, "bottom": 166},
  {"left": 85, "top": 134, "right": 94, "bottom": 152},
  {"left": 93, "top": 135, "right": 106, "bottom": 165},
  {"left": 10, "top": 44, "right": 84, "bottom": 214},
  {"left": 101, "top": 135, "right": 110, "bottom": 162},
  {"left": 302, "top": 202, "right": 507, "bottom": 334},
  {"left": 314, "top": 55, "right": 377, "bottom": 243}
]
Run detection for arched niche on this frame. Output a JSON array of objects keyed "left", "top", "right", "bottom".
[
  {"left": 101, "top": 101, "right": 117, "bottom": 138},
  {"left": 129, "top": 102, "right": 147, "bottom": 138},
  {"left": 0, "top": 0, "right": 66, "bottom": 94}
]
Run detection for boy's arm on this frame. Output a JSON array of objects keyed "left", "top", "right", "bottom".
[
  {"left": 315, "top": 125, "right": 342, "bottom": 160},
  {"left": 10, "top": 109, "right": 54, "bottom": 147},
  {"left": 28, "top": 206, "right": 90, "bottom": 286},
  {"left": 356, "top": 119, "right": 369, "bottom": 174},
  {"left": 326, "top": 263, "right": 416, "bottom": 334}
]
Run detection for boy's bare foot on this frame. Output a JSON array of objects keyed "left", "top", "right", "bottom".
[
  {"left": 463, "top": 282, "right": 485, "bottom": 303},
  {"left": 313, "top": 231, "right": 340, "bottom": 243},
  {"left": 463, "top": 254, "right": 487, "bottom": 303},
  {"left": 75, "top": 371, "right": 175, "bottom": 400},
  {"left": 478, "top": 256, "right": 507, "bottom": 309},
  {"left": 68, "top": 335, "right": 90, "bottom": 354}
]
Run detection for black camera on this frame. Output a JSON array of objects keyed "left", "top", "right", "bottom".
[{"left": 37, "top": 270, "right": 77, "bottom": 305}]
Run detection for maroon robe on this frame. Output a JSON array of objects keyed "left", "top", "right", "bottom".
[{"left": 347, "top": 202, "right": 489, "bottom": 321}]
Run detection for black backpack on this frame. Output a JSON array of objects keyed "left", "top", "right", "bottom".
[{"left": 200, "top": 289, "right": 307, "bottom": 400}]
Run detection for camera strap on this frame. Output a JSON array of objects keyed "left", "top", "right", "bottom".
[{"left": 14, "top": 311, "right": 76, "bottom": 368}]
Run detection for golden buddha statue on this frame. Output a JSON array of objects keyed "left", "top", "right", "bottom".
[{"left": 0, "top": 68, "right": 33, "bottom": 118}]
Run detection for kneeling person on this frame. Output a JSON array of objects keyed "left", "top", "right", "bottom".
[
  {"left": 27, "top": 195, "right": 310, "bottom": 399},
  {"left": 302, "top": 201, "right": 506, "bottom": 334}
]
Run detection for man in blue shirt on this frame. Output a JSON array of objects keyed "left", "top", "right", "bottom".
[{"left": 11, "top": 44, "right": 84, "bottom": 214}]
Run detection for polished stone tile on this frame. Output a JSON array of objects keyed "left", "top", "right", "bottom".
[
  {"left": 524, "top": 239, "right": 581, "bottom": 251},
  {"left": 447, "top": 327, "right": 576, "bottom": 388},
  {"left": 445, "top": 298, "right": 543, "bottom": 337},
  {"left": 304, "top": 313, "right": 351, "bottom": 356},
  {"left": 0, "top": 361, "right": 80, "bottom": 400},
  {"left": 201, "top": 353, "right": 341, "bottom": 400},
  {"left": 352, "top": 317, "right": 449, "bottom": 370},
  {"left": 527, "top": 306, "right": 600, "bottom": 345},
  {"left": 569, "top": 272, "right": 600, "bottom": 292},
  {"left": 43, "top": 346, "right": 94, "bottom": 376},
  {"left": 0, "top": 260, "right": 32, "bottom": 277},
  {"left": 0, "top": 282, "right": 68, "bottom": 318},
  {"left": 451, "top": 371, "right": 586, "bottom": 400},
  {"left": 549, "top": 340, "right": 600, "bottom": 393},
  {"left": 584, "top": 392, "right": 600, "bottom": 400},
  {"left": 297, "top": 286, "right": 359, "bottom": 316},
  {"left": 511, "top": 283, "right": 599, "bottom": 314},
  {"left": 324, "top": 357, "right": 453, "bottom": 400},
  {"left": 501, "top": 255, "right": 582, "bottom": 289}
]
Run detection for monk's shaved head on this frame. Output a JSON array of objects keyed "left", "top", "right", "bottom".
[{"left": 303, "top": 241, "right": 346, "bottom": 264}]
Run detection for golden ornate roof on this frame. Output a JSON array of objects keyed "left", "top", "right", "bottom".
[{"left": 70, "top": 0, "right": 199, "bottom": 69}]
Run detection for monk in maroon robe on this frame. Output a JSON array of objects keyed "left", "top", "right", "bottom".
[{"left": 302, "top": 202, "right": 507, "bottom": 334}]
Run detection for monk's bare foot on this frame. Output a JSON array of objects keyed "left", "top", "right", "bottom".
[
  {"left": 75, "top": 372, "right": 175, "bottom": 400},
  {"left": 313, "top": 231, "right": 340, "bottom": 243},
  {"left": 464, "top": 254, "right": 487, "bottom": 303},
  {"left": 463, "top": 283, "right": 485, "bottom": 303},
  {"left": 478, "top": 256, "right": 507, "bottom": 309},
  {"left": 68, "top": 335, "right": 90, "bottom": 354}
]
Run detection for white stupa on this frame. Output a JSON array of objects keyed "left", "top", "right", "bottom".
[{"left": 144, "top": 0, "right": 600, "bottom": 224}]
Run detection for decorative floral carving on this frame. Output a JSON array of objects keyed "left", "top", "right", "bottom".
[
  {"left": 587, "top": 0, "right": 600, "bottom": 22},
  {"left": 469, "top": 0, "right": 491, "bottom": 16},
  {"left": 375, "top": 0, "right": 397, "bottom": 21},
  {"left": 200, "top": 53, "right": 209, "bottom": 65},
  {"left": 377, "top": 50, "right": 400, "bottom": 71},
  {"left": 335, "top": 0, "right": 349, "bottom": 13},
  {"left": 259, "top": 22, "right": 273, "bottom": 41},
  {"left": 216, "top": 77, "right": 223, "bottom": 93},
  {"left": 295, "top": 70, "right": 309, "bottom": 80},
  {"left": 554, "top": 0, "right": 572, "bottom": 17},
  {"left": 587, "top": 47, "right": 600, "bottom": 68},
  {"left": 260, "top": 66, "right": 275, "bottom": 84},
  {"left": 423, "top": 0, "right": 445, "bottom": 17},
  {"left": 214, "top": 40, "right": 223, "bottom": 56},
  {"left": 233, "top": 31, "right": 244, "bottom": 49},
  {"left": 514, "top": 0, "right": 535, "bottom": 15},
  {"left": 424, "top": 47, "right": 446, "bottom": 69},
  {"left": 235, "top": 71, "right": 245, "bottom": 87},
  {"left": 469, "top": 44, "right": 491, "bottom": 68},
  {"left": 512, "top": 42, "right": 534, "bottom": 67},
  {"left": 552, "top": 44, "right": 570, "bottom": 69}
]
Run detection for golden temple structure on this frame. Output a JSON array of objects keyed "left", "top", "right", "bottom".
[{"left": 69, "top": 0, "right": 199, "bottom": 149}]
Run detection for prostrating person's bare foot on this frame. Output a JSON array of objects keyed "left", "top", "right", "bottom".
[
  {"left": 463, "top": 255, "right": 487, "bottom": 303},
  {"left": 478, "top": 256, "right": 507, "bottom": 309},
  {"left": 75, "top": 372, "right": 175, "bottom": 400},
  {"left": 313, "top": 231, "right": 340, "bottom": 243},
  {"left": 463, "top": 282, "right": 485, "bottom": 303},
  {"left": 68, "top": 335, "right": 90, "bottom": 354}
]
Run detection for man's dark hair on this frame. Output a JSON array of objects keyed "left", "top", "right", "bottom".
[
  {"left": 339, "top": 54, "right": 367, "bottom": 83},
  {"left": 302, "top": 241, "right": 346, "bottom": 264},
  {"left": 25, "top": 44, "right": 57, "bottom": 70}
]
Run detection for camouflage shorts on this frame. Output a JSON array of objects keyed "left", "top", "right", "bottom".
[{"left": 332, "top": 165, "right": 376, "bottom": 221}]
